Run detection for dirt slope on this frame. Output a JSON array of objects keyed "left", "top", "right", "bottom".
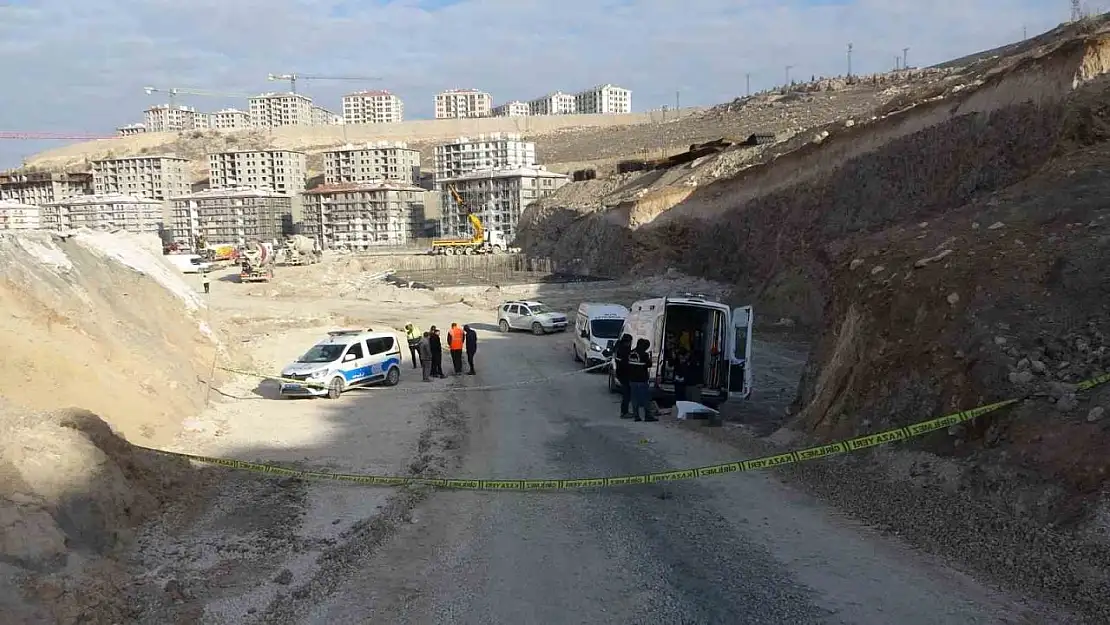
[
  {"left": 0, "top": 230, "right": 223, "bottom": 623},
  {"left": 517, "top": 19, "right": 1110, "bottom": 619}
]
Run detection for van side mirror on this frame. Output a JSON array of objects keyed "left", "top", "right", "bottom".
[
  {"left": 580, "top": 329, "right": 589, "bottom": 338},
  {"left": 343, "top": 353, "right": 357, "bottom": 362}
]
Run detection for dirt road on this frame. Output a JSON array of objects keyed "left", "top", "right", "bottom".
[{"left": 305, "top": 324, "right": 1040, "bottom": 624}]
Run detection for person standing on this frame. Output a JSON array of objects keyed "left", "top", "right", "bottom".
[
  {"left": 405, "top": 323, "right": 422, "bottom": 369},
  {"left": 429, "top": 326, "right": 446, "bottom": 378},
  {"left": 463, "top": 324, "right": 478, "bottom": 375},
  {"left": 447, "top": 323, "right": 465, "bottom": 375},
  {"left": 418, "top": 332, "right": 433, "bottom": 382},
  {"left": 627, "top": 338, "right": 656, "bottom": 422},
  {"left": 614, "top": 334, "right": 633, "bottom": 419},
  {"left": 672, "top": 348, "right": 689, "bottom": 403},
  {"left": 201, "top": 271, "right": 211, "bottom": 294}
]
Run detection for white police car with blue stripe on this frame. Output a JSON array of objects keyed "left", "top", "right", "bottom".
[{"left": 280, "top": 329, "right": 403, "bottom": 399}]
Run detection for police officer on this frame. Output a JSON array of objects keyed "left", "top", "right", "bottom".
[
  {"left": 613, "top": 334, "right": 633, "bottom": 418},
  {"left": 404, "top": 323, "right": 422, "bottom": 369},
  {"left": 627, "top": 338, "right": 656, "bottom": 422}
]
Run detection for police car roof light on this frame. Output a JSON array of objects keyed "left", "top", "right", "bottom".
[{"left": 327, "top": 329, "right": 364, "bottom": 337}]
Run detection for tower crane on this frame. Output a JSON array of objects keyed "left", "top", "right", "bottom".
[
  {"left": 266, "top": 73, "right": 382, "bottom": 94},
  {"left": 0, "top": 131, "right": 116, "bottom": 140},
  {"left": 143, "top": 86, "right": 253, "bottom": 108}
]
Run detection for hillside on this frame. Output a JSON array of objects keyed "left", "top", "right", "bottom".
[{"left": 516, "top": 16, "right": 1110, "bottom": 620}]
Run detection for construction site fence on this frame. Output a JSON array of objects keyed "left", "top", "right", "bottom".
[{"left": 390, "top": 254, "right": 564, "bottom": 280}]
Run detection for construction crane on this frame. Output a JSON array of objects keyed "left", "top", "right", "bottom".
[
  {"left": 0, "top": 131, "right": 115, "bottom": 140},
  {"left": 143, "top": 86, "right": 253, "bottom": 108},
  {"left": 266, "top": 73, "right": 381, "bottom": 94}
]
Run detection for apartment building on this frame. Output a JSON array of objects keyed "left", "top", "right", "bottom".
[
  {"left": 144, "top": 105, "right": 210, "bottom": 132},
  {"left": 211, "top": 108, "right": 251, "bottom": 130},
  {"left": 91, "top": 156, "right": 190, "bottom": 202},
  {"left": 342, "top": 90, "right": 404, "bottom": 124},
  {"left": 0, "top": 171, "right": 93, "bottom": 205},
  {"left": 432, "top": 133, "right": 536, "bottom": 183},
  {"left": 322, "top": 141, "right": 420, "bottom": 185},
  {"left": 248, "top": 92, "right": 317, "bottom": 127},
  {"left": 208, "top": 149, "right": 307, "bottom": 193},
  {"left": 0, "top": 200, "right": 41, "bottom": 230},
  {"left": 492, "top": 101, "right": 530, "bottom": 117},
  {"left": 301, "top": 182, "right": 427, "bottom": 250},
  {"left": 574, "top": 84, "right": 632, "bottom": 114},
  {"left": 528, "top": 91, "right": 576, "bottom": 115},
  {"left": 312, "top": 105, "right": 343, "bottom": 126},
  {"left": 117, "top": 123, "right": 148, "bottom": 136},
  {"left": 434, "top": 89, "right": 493, "bottom": 119},
  {"left": 40, "top": 194, "right": 163, "bottom": 233},
  {"left": 437, "top": 166, "right": 568, "bottom": 239},
  {"left": 170, "top": 187, "right": 293, "bottom": 246}
]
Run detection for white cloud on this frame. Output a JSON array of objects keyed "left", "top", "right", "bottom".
[{"left": 0, "top": 0, "right": 1069, "bottom": 167}]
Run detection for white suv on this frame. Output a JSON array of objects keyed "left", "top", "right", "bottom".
[{"left": 497, "top": 300, "right": 568, "bottom": 335}]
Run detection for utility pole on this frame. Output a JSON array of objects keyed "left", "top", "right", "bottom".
[
  {"left": 745, "top": 73, "right": 751, "bottom": 96},
  {"left": 785, "top": 65, "right": 793, "bottom": 86},
  {"left": 675, "top": 90, "right": 680, "bottom": 112},
  {"left": 903, "top": 47, "right": 910, "bottom": 70},
  {"left": 847, "top": 43, "right": 853, "bottom": 78},
  {"left": 895, "top": 56, "right": 901, "bottom": 71},
  {"left": 1023, "top": 24, "right": 1027, "bottom": 39}
]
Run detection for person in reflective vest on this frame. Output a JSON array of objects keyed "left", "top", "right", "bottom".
[
  {"left": 405, "top": 323, "right": 422, "bottom": 368},
  {"left": 448, "top": 323, "right": 465, "bottom": 375}
]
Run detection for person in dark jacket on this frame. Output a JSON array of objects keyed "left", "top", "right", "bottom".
[
  {"left": 627, "top": 338, "right": 656, "bottom": 422},
  {"left": 613, "top": 334, "right": 633, "bottom": 418},
  {"left": 429, "top": 326, "right": 446, "bottom": 378},
  {"left": 418, "top": 332, "right": 433, "bottom": 381},
  {"left": 463, "top": 325, "right": 478, "bottom": 375}
]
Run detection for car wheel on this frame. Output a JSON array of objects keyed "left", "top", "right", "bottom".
[
  {"left": 532, "top": 322, "right": 544, "bottom": 336},
  {"left": 327, "top": 376, "right": 344, "bottom": 399},
  {"left": 499, "top": 319, "right": 510, "bottom": 332},
  {"left": 573, "top": 344, "right": 581, "bottom": 362},
  {"left": 385, "top": 366, "right": 400, "bottom": 387}
]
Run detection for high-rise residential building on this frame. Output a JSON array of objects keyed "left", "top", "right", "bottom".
[
  {"left": 432, "top": 132, "right": 536, "bottom": 183},
  {"left": 574, "top": 84, "right": 632, "bottom": 114},
  {"left": 117, "top": 123, "right": 148, "bottom": 136},
  {"left": 90, "top": 156, "right": 190, "bottom": 202},
  {"left": 312, "top": 105, "right": 343, "bottom": 126},
  {"left": 322, "top": 141, "right": 420, "bottom": 185},
  {"left": 248, "top": 92, "right": 318, "bottom": 127},
  {"left": 492, "top": 101, "right": 530, "bottom": 117},
  {"left": 211, "top": 109, "right": 251, "bottom": 130},
  {"left": 170, "top": 187, "right": 293, "bottom": 246},
  {"left": 207, "top": 149, "right": 307, "bottom": 193},
  {"left": 302, "top": 182, "right": 427, "bottom": 250},
  {"left": 0, "top": 171, "right": 93, "bottom": 206},
  {"left": 144, "top": 105, "right": 210, "bottom": 132},
  {"left": 342, "top": 90, "right": 404, "bottom": 124},
  {"left": 40, "top": 194, "right": 164, "bottom": 233},
  {"left": 434, "top": 89, "right": 493, "bottom": 119},
  {"left": 437, "top": 166, "right": 568, "bottom": 239},
  {"left": 0, "top": 200, "right": 41, "bottom": 230},
  {"left": 528, "top": 91, "right": 576, "bottom": 115}
]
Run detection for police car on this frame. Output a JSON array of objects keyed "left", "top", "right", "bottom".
[{"left": 279, "top": 329, "right": 403, "bottom": 399}]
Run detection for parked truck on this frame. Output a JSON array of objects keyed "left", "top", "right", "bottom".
[
  {"left": 282, "top": 234, "right": 322, "bottom": 265},
  {"left": 428, "top": 185, "right": 511, "bottom": 255},
  {"left": 239, "top": 240, "right": 275, "bottom": 282}
]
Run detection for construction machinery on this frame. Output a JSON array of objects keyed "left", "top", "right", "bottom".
[
  {"left": 239, "top": 240, "right": 275, "bottom": 282},
  {"left": 266, "top": 73, "right": 381, "bottom": 94},
  {"left": 282, "top": 234, "right": 322, "bottom": 265},
  {"left": 429, "top": 185, "right": 510, "bottom": 255}
]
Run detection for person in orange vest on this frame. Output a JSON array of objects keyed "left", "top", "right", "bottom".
[{"left": 447, "top": 323, "right": 465, "bottom": 375}]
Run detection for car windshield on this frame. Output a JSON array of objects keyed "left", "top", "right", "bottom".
[
  {"left": 528, "top": 304, "right": 551, "bottom": 314},
  {"left": 590, "top": 319, "right": 624, "bottom": 339},
  {"left": 297, "top": 344, "right": 346, "bottom": 364}
]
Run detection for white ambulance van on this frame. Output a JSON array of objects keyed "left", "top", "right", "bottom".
[
  {"left": 606, "top": 295, "right": 753, "bottom": 408},
  {"left": 572, "top": 302, "right": 630, "bottom": 369}
]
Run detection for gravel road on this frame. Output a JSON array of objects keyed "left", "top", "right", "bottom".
[{"left": 307, "top": 323, "right": 1038, "bottom": 624}]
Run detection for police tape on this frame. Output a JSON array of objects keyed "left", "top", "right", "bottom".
[
  {"left": 216, "top": 360, "right": 612, "bottom": 394},
  {"left": 142, "top": 371, "right": 1109, "bottom": 490}
]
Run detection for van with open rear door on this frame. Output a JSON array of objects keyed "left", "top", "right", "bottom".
[{"left": 606, "top": 294, "right": 752, "bottom": 407}]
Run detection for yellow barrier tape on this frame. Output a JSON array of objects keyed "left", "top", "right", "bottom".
[
  {"left": 216, "top": 360, "right": 611, "bottom": 393},
  {"left": 140, "top": 372, "right": 1108, "bottom": 491}
]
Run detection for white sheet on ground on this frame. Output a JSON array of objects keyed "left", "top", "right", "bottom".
[{"left": 675, "top": 401, "right": 718, "bottom": 421}]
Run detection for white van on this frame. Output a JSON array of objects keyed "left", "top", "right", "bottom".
[
  {"left": 573, "top": 302, "right": 630, "bottom": 369},
  {"left": 279, "top": 329, "right": 403, "bottom": 399},
  {"left": 606, "top": 295, "right": 753, "bottom": 407}
]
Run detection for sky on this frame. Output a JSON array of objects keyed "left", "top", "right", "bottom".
[{"left": 0, "top": 0, "right": 1076, "bottom": 168}]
